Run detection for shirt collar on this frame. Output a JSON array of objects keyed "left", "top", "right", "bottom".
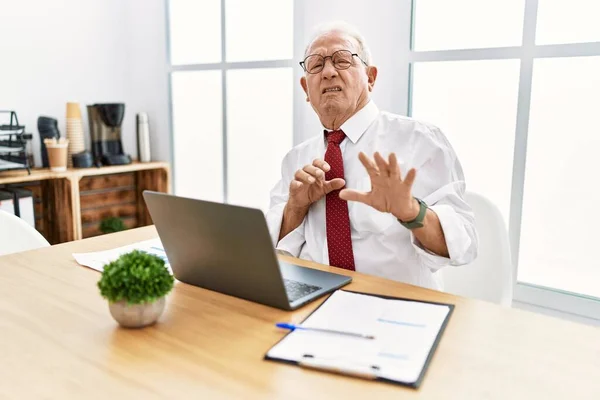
[{"left": 323, "top": 101, "right": 380, "bottom": 144}]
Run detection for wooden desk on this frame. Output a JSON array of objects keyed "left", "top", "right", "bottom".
[{"left": 0, "top": 227, "right": 598, "bottom": 399}]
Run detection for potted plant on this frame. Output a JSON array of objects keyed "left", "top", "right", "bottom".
[
  {"left": 99, "top": 216, "right": 126, "bottom": 234},
  {"left": 97, "top": 250, "right": 174, "bottom": 328}
]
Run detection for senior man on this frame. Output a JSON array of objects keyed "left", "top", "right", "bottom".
[{"left": 266, "top": 22, "right": 478, "bottom": 290}]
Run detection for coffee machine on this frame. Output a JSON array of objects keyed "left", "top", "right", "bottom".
[{"left": 87, "top": 103, "right": 131, "bottom": 166}]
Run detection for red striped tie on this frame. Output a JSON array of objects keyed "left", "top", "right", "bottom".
[{"left": 324, "top": 130, "right": 355, "bottom": 271}]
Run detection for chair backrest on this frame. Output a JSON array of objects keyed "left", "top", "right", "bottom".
[
  {"left": 440, "top": 192, "right": 513, "bottom": 306},
  {"left": 0, "top": 209, "right": 50, "bottom": 256}
]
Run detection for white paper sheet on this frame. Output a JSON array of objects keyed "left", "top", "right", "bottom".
[
  {"left": 267, "top": 290, "right": 451, "bottom": 384},
  {"left": 72, "top": 238, "right": 172, "bottom": 274}
]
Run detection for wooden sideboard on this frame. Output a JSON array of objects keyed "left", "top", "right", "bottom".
[{"left": 0, "top": 161, "right": 170, "bottom": 244}]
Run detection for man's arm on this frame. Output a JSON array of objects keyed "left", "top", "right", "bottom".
[
  {"left": 278, "top": 204, "right": 309, "bottom": 241},
  {"left": 267, "top": 156, "right": 345, "bottom": 255},
  {"left": 340, "top": 152, "right": 448, "bottom": 257},
  {"left": 340, "top": 151, "right": 477, "bottom": 264},
  {"left": 278, "top": 159, "right": 345, "bottom": 241},
  {"left": 398, "top": 201, "right": 449, "bottom": 257},
  {"left": 265, "top": 152, "right": 307, "bottom": 254}
]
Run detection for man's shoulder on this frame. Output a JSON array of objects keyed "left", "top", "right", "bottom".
[
  {"left": 280, "top": 134, "right": 321, "bottom": 165},
  {"left": 295, "top": 134, "right": 322, "bottom": 150},
  {"left": 377, "top": 111, "right": 447, "bottom": 142}
]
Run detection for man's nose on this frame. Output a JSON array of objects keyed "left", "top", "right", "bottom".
[{"left": 321, "top": 58, "right": 338, "bottom": 79}]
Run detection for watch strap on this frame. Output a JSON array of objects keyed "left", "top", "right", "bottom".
[{"left": 398, "top": 198, "right": 428, "bottom": 229}]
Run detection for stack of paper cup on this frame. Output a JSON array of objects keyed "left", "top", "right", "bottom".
[{"left": 66, "top": 102, "right": 86, "bottom": 168}]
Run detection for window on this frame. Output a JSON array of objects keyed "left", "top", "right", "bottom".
[
  {"left": 409, "top": 0, "right": 600, "bottom": 316},
  {"left": 167, "top": 0, "right": 294, "bottom": 211},
  {"left": 536, "top": 0, "right": 600, "bottom": 45},
  {"left": 226, "top": 68, "right": 293, "bottom": 208},
  {"left": 171, "top": 70, "right": 223, "bottom": 202},
  {"left": 412, "top": 0, "right": 525, "bottom": 51},
  {"left": 225, "top": 0, "right": 293, "bottom": 62},
  {"left": 168, "top": 0, "right": 221, "bottom": 64},
  {"left": 519, "top": 56, "right": 600, "bottom": 298},
  {"left": 411, "top": 59, "right": 520, "bottom": 224}
]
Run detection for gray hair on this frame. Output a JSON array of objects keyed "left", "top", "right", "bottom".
[{"left": 304, "top": 21, "right": 373, "bottom": 66}]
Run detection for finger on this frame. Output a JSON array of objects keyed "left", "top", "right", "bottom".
[
  {"left": 303, "top": 165, "right": 326, "bottom": 183},
  {"left": 358, "top": 152, "right": 379, "bottom": 176},
  {"left": 388, "top": 153, "right": 401, "bottom": 180},
  {"left": 312, "top": 158, "right": 330, "bottom": 172},
  {"left": 324, "top": 178, "right": 345, "bottom": 194},
  {"left": 404, "top": 168, "right": 417, "bottom": 188},
  {"left": 294, "top": 169, "right": 316, "bottom": 184},
  {"left": 289, "top": 179, "right": 304, "bottom": 193},
  {"left": 339, "top": 189, "right": 370, "bottom": 204},
  {"left": 373, "top": 152, "right": 390, "bottom": 176}
]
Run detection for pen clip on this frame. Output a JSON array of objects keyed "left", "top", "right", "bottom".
[{"left": 299, "top": 355, "right": 380, "bottom": 380}]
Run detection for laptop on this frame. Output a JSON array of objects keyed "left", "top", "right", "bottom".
[{"left": 143, "top": 191, "right": 352, "bottom": 310}]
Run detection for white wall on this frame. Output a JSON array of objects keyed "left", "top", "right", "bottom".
[
  {"left": 0, "top": 0, "right": 171, "bottom": 166},
  {"left": 294, "top": 0, "right": 412, "bottom": 144}
]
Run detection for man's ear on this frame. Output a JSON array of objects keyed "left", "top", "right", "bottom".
[
  {"left": 300, "top": 76, "right": 310, "bottom": 102},
  {"left": 367, "top": 66, "right": 378, "bottom": 92}
]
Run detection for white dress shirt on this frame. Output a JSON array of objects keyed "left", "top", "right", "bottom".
[{"left": 266, "top": 101, "right": 478, "bottom": 290}]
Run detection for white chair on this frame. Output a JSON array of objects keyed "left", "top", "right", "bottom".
[
  {"left": 440, "top": 192, "right": 513, "bottom": 306},
  {"left": 0, "top": 209, "right": 50, "bottom": 256}
]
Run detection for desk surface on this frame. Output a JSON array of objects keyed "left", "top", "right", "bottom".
[{"left": 0, "top": 227, "right": 598, "bottom": 399}]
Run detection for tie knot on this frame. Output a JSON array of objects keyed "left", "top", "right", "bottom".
[{"left": 325, "top": 129, "right": 346, "bottom": 145}]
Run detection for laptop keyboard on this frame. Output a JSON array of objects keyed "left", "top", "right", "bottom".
[{"left": 284, "top": 279, "right": 322, "bottom": 302}]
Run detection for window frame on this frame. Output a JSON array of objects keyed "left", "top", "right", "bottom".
[
  {"left": 165, "top": 0, "right": 296, "bottom": 203},
  {"left": 408, "top": 0, "right": 600, "bottom": 320}
]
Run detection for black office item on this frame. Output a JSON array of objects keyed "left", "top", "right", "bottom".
[
  {"left": 0, "top": 190, "right": 13, "bottom": 213},
  {"left": 143, "top": 191, "right": 352, "bottom": 311},
  {"left": 72, "top": 151, "right": 94, "bottom": 168},
  {"left": 37, "top": 116, "right": 60, "bottom": 168},
  {"left": 87, "top": 103, "right": 132, "bottom": 166},
  {"left": 0, "top": 111, "right": 32, "bottom": 174},
  {"left": 1, "top": 187, "right": 35, "bottom": 226}
]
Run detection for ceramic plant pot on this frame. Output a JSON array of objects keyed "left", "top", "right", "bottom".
[{"left": 108, "top": 296, "right": 166, "bottom": 328}]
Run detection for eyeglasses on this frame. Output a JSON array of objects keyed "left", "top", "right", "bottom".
[{"left": 299, "top": 50, "right": 368, "bottom": 74}]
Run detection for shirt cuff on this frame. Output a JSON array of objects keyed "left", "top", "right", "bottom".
[
  {"left": 410, "top": 204, "right": 473, "bottom": 271},
  {"left": 410, "top": 233, "right": 450, "bottom": 272},
  {"left": 265, "top": 202, "right": 306, "bottom": 257}
]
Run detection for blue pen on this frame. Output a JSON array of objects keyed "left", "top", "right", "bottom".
[{"left": 276, "top": 323, "right": 375, "bottom": 340}]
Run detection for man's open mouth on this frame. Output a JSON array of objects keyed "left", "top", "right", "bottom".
[{"left": 322, "top": 86, "right": 342, "bottom": 94}]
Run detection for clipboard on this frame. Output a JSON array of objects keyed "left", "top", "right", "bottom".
[{"left": 264, "top": 289, "right": 454, "bottom": 388}]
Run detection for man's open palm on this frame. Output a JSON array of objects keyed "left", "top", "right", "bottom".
[{"left": 339, "top": 152, "right": 419, "bottom": 221}]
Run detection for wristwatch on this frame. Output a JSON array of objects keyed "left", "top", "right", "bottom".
[{"left": 398, "top": 198, "right": 428, "bottom": 230}]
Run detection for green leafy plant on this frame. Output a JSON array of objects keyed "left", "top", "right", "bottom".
[
  {"left": 98, "top": 250, "right": 174, "bottom": 305},
  {"left": 99, "top": 217, "right": 126, "bottom": 234}
]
